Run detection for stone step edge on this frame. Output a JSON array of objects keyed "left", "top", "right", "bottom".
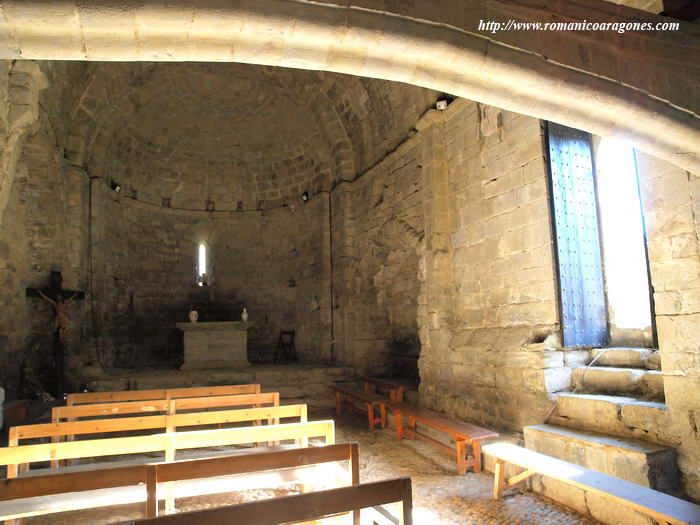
[
  {"left": 524, "top": 423, "right": 671, "bottom": 456},
  {"left": 555, "top": 392, "right": 669, "bottom": 409}
]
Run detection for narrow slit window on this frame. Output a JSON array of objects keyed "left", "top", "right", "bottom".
[{"left": 197, "top": 243, "right": 207, "bottom": 286}]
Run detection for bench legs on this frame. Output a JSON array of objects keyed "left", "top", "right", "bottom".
[
  {"left": 335, "top": 391, "right": 343, "bottom": 416},
  {"left": 492, "top": 459, "right": 536, "bottom": 499},
  {"left": 365, "top": 403, "right": 387, "bottom": 430}
]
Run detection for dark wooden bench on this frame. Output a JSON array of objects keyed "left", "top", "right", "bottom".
[
  {"left": 330, "top": 384, "right": 388, "bottom": 430},
  {"left": 391, "top": 402, "right": 499, "bottom": 474},
  {"left": 484, "top": 442, "right": 700, "bottom": 525},
  {"left": 362, "top": 377, "right": 407, "bottom": 402}
]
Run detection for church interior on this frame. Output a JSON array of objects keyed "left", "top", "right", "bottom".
[{"left": 0, "top": 0, "right": 698, "bottom": 523}]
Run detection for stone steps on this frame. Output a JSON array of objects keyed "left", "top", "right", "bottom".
[
  {"left": 523, "top": 424, "right": 681, "bottom": 525},
  {"left": 591, "top": 347, "right": 660, "bottom": 370},
  {"left": 524, "top": 424, "right": 679, "bottom": 493},
  {"left": 572, "top": 367, "right": 664, "bottom": 400},
  {"left": 549, "top": 393, "right": 672, "bottom": 445}
]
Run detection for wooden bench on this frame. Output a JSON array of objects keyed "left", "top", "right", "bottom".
[
  {"left": 1, "top": 419, "right": 335, "bottom": 522},
  {"left": 52, "top": 392, "right": 279, "bottom": 422},
  {"left": 362, "top": 377, "right": 407, "bottom": 402},
  {"left": 391, "top": 403, "right": 498, "bottom": 474},
  {"left": 330, "top": 384, "right": 388, "bottom": 430},
  {"left": 65, "top": 384, "right": 261, "bottom": 405},
  {"left": 0, "top": 419, "right": 334, "bottom": 475},
  {"left": 123, "top": 477, "right": 413, "bottom": 525},
  {"left": 483, "top": 442, "right": 700, "bottom": 525},
  {"left": 0, "top": 442, "right": 357, "bottom": 522},
  {"left": 10, "top": 402, "right": 306, "bottom": 472}
]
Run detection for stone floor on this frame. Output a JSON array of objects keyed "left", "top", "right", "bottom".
[{"left": 27, "top": 408, "right": 600, "bottom": 524}]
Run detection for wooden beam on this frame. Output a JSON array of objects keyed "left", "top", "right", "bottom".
[
  {"left": 155, "top": 443, "right": 352, "bottom": 483},
  {"left": 0, "top": 465, "right": 145, "bottom": 501},
  {"left": 126, "top": 478, "right": 412, "bottom": 525},
  {"left": 507, "top": 469, "right": 536, "bottom": 489}
]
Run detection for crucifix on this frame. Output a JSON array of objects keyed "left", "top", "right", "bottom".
[{"left": 26, "top": 271, "right": 86, "bottom": 397}]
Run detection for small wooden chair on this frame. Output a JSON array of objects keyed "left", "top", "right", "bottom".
[{"left": 275, "top": 330, "right": 298, "bottom": 364}]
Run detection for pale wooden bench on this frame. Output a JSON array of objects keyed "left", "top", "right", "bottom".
[
  {"left": 390, "top": 402, "right": 499, "bottom": 474},
  {"left": 0, "top": 441, "right": 356, "bottom": 522},
  {"left": 0, "top": 420, "right": 335, "bottom": 521},
  {"left": 362, "top": 377, "right": 407, "bottom": 402},
  {"left": 483, "top": 442, "right": 700, "bottom": 525},
  {"left": 330, "top": 384, "right": 388, "bottom": 430},
  {"left": 122, "top": 477, "right": 413, "bottom": 525},
  {"left": 65, "top": 384, "right": 261, "bottom": 405},
  {"left": 52, "top": 392, "right": 279, "bottom": 422},
  {"left": 10, "top": 402, "right": 305, "bottom": 472}
]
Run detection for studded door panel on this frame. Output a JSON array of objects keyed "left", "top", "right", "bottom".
[{"left": 548, "top": 123, "right": 607, "bottom": 347}]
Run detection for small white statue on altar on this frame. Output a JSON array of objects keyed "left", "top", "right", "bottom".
[{"left": 241, "top": 308, "right": 249, "bottom": 322}]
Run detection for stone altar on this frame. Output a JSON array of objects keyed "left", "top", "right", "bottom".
[{"left": 177, "top": 321, "right": 250, "bottom": 370}]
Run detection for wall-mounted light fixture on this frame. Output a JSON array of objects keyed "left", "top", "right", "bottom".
[{"left": 301, "top": 191, "right": 309, "bottom": 202}]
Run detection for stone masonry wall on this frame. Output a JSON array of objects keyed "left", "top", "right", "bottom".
[
  {"left": 90, "top": 183, "right": 328, "bottom": 368},
  {"left": 419, "top": 100, "right": 567, "bottom": 430},
  {"left": 636, "top": 151, "right": 700, "bottom": 499},
  {"left": 332, "top": 126, "right": 426, "bottom": 374},
  {"left": 333, "top": 99, "right": 571, "bottom": 433}
]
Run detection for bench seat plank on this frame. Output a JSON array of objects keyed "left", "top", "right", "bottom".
[
  {"left": 331, "top": 386, "right": 387, "bottom": 404},
  {"left": 391, "top": 402, "right": 498, "bottom": 475},
  {"left": 483, "top": 442, "right": 700, "bottom": 525},
  {"left": 390, "top": 403, "right": 498, "bottom": 441}
]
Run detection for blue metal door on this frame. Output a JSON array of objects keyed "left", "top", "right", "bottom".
[{"left": 547, "top": 123, "right": 608, "bottom": 347}]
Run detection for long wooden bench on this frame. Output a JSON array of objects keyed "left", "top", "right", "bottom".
[
  {"left": 362, "top": 377, "right": 407, "bottom": 402},
  {"left": 1, "top": 420, "right": 334, "bottom": 523},
  {"left": 10, "top": 402, "right": 306, "bottom": 473},
  {"left": 52, "top": 392, "right": 279, "bottom": 422},
  {"left": 65, "top": 384, "right": 261, "bottom": 405},
  {"left": 0, "top": 420, "right": 334, "bottom": 474},
  {"left": 483, "top": 442, "right": 700, "bottom": 525},
  {"left": 0, "top": 442, "right": 357, "bottom": 522},
  {"left": 391, "top": 402, "right": 499, "bottom": 474},
  {"left": 122, "top": 477, "right": 413, "bottom": 525},
  {"left": 330, "top": 384, "right": 388, "bottom": 430}
]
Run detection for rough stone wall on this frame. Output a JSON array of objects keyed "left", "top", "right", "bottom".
[
  {"left": 333, "top": 99, "right": 568, "bottom": 431},
  {"left": 90, "top": 183, "right": 329, "bottom": 368},
  {"left": 0, "top": 60, "right": 90, "bottom": 398},
  {"left": 636, "top": 151, "right": 700, "bottom": 498},
  {"left": 332, "top": 128, "right": 426, "bottom": 373},
  {"left": 418, "top": 101, "right": 566, "bottom": 429}
]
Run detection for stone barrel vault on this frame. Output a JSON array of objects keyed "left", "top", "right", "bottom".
[{"left": 0, "top": 0, "right": 697, "bottom": 172}]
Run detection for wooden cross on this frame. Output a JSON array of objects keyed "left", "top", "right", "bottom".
[{"left": 26, "top": 270, "right": 86, "bottom": 397}]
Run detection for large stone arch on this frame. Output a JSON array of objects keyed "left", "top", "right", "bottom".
[{"left": 0, "top": 0, "right": 697, "bottom": 173}]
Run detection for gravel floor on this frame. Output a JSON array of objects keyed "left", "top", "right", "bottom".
[{"left": 26, "top": 409, "right": 600, "bottom": 524}]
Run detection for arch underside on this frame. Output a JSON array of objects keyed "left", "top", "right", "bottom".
[{"left": 0, "top": 0, "right": 698, "bottom": 172}]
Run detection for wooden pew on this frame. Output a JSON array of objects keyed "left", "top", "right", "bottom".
[
  {"left": 122, "top": 477, "right": 413, "bottom": 525},
  {"left": 483, "top": 442, "right": 700, "bottom": 525},
  {"left": 52, "top": 392, "right": 279, "bottom": 422},
  {"left": 0, "top": 442, "right": 357, "bottom": 522},
  {"left": 330, "top": 384, "right": 388, "bottom": 430},
  {"left": 391, "top": 402, "right": 498, "bottom": 474},
  {"left": 10, "top": 403, "right": 306, "bottom": 457},
  {"left": 8, "top": 398, "right": 290, "bottom": 470},
  {"left": 362, "top": 377, "right": 407, "bottom": 402},
  {"left": 65, "top": 384, "right": 261, "bottom": 406}
]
